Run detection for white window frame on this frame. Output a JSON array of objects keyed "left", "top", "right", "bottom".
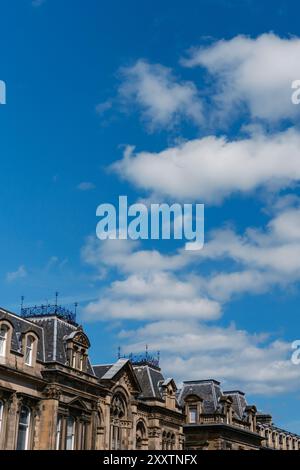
[
  {"left": 56, "top": 415, "right": 62, "bottom": 450},
  {"left": 66, "top": 416, "right": 75, "bottom": 450},
  {"left": 72, "top": 350, "right": 77, "bottom": 369},
  {"left": 17, "top": 406, "right": 31, "bottom": 450},
  {"left": 0, "top": 325, "right": 8, "bottom": 357},
  {"left": 25, "top": 335, "right": 34, "bottom": 366},
  {"left": 0, "top": 400, "right": 3, "bottom": 435}
]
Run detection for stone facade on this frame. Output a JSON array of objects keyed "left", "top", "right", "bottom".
[{"left": 0, "top": 306, "right": 298, "bottom": 450}]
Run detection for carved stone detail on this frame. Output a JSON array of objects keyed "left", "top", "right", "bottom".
[{"left": 43, "top": 384, "right": 61, "bottom": 400}]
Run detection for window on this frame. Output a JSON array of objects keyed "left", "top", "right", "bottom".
[
  {"left": 0, "top": 325, "right": 8, "bottom": 357},
  {"left": 80, "top": 422, "right": 86, "bottom": 450},
  {"left": 0, "top": 401, "right": 3, "bottom": 435},
  {"left": 16, "top": 406, "right": 31, "bottom": 450},
  {"left": 162, "top": 431, "right": 167, "bottom": 450},
  {"left": 25, "top": 335, "right": 34, "bottom": 366},
  {"left": 136, "top": 421, "right": 147, "bottom": 450},
  {"left": 72, "top": 349, "right": 77, "bottom": 369},
  {"left": 111, "top": 425, "right": 121, "bottom": 450},
  {"left": 111, "top": 394, "right": 126, "bottom": 419},
  {"left": 55, "top": 415, "right": 62, "bottom": 450},
  {"left": 188, "top": 406, "right": 197, "bottom": 424},
  {"left": 110, "top": 393, "right": 127, "bottom": 450},
  {"left": 66, "top": 416, "right": 75, "bottom": 450}
]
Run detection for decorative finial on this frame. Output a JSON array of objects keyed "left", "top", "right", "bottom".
[
  {"left": 74, "top": 302, "right": 78, "bottom": 315},
  {"left": 117, "top": 346, "right": 121, "bottom": 359},
  {"left": 20, "top": 296, "right": 24, "bottom": 312},
  {"left": 145, "top": 344, "right": 148, "bottom": 360},
  {"left": 55, "top": 291, "right": 59, "bottom": 307}
]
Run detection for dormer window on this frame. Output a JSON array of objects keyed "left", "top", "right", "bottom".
[
  {"left": 184, "top": 394, "right": 203, "bottom": 425},
  {"left": 65, "top": 330, "right": 90, "bottom": 372},
  {"left": 25, "top": 335, "right": 35, "bottom": 366},
  {"left": 0, "top": 324, "right": 8, "bottom": 357}
]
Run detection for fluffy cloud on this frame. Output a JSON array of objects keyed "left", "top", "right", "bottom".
[
  {"left": 82, "top": 203, "right": 300, "bottom": 321},
  {"left": 82, "top": 236, "right": 187, "bottom": 275},
  {"left": 112, "top": 128, "right": 300, "bottom": 204},
  {"left": 6, "top": 265, "right": 27, "bottom": 282},
  {"left": 118, "top": 60, "right": 203, "bottom": 130},
  {"left": 199, "top": 206, "right": 300, "bottom": 276},
  {"left": 82, "top": 238, "right": 220, "bottom": 321},
  {"left": 182, "top": 33, "right": 300, "bottom": 123},
  {"left": 82, "top": 201, "right": 300, "bottom": 394},
  {"left": 87, "top": 34, "right": 300, "bottom": 396},
  {"left": 120, "top": 320, "right": 299, "bottom": 395}
]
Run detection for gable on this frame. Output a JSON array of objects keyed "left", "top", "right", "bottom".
[{"left": 101, "top": 359, "right": 141, "bottom": 395}]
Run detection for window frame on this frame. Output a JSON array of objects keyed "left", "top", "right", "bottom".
[
  {"left": 25, "top": 335, "right": 35, "bottom": 366},
  {"left": 0, "top": 400, "right": 3, "bottom": 436},
  {"left": 55, "top": 415, "right": 62, "bottom": 450},
  {"left": 66, "top": 416, "right": 76, "bottom": 450},
  {"left": 188, "top": 406, "right": 198, "bottom": 424},
  {"left": 16, "top": 405, "right": 31, "bottom": 450},
  {"left": 0, "top": 324, "right": 9, "bottom": 357}
]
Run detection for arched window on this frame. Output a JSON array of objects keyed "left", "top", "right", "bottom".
[
  {"left": 66, "top": 416, "right": 76, "bottom": 450},
  {"left": 136, "top": 421, "right": 147, "bottom": 450},
  {"left": 111, "top": 393, "right": 126, "bottom": 419},
  {"left": 110, "top": 393, "right": 127, "bottom": 450},
  {"left": 25, "top": 335, "right": 35, "bottom": 366},
  {"left": 16, "top": 406, "right": 31, "bottom": 450},
  {"left": 0, "top": 400, "right": 3, "bottom": 435},
  {"left": 170, "top": 433, "right": 176, "bottom": 450},
  {"left": 0, "top": 325, "right": 9, "bottom": 357}
]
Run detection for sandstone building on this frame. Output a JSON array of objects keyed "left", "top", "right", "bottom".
[{"left": 0, "top": 304, "right": 298, "bottom": 450}]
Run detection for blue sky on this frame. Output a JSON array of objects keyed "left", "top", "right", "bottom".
[{"left": 2, "top": 0, "right": 300, "bottom": 431}]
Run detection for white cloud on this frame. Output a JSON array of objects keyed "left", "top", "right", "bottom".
[
  {"left": 82, "top": 236, "right": 187, "bottom": 275},
  {"left": 6, "top": 265, "right": 27, "bottom": 282},
  {"left": 82, "top": 237, "right": 220, "bottom": 322},
  {"left": 196, "top": 270, "right": 279, "bottom": 302},
  {"left": 199, "top": 206, "right": 300, "bottom": 276},
  {"left": 77, "top": 182, "right": 96, "bottom": 191},
  {"left": 121, "top": 320, "right": 300, "bottom": 395},
  {"left": 118, "top": 60, "right": 203, "bottom": 130},
  {"left": 182, "top": 33, "right": 300, "bottom": 123},
  {"left": 82, "top": 202, "right": 300, "bottom": 322},
  {"left": 112, "top": 128, "right": 300, "bottom": 204},
  {"left": 81, "top": 201, "right": 300, "bottom": 394}
]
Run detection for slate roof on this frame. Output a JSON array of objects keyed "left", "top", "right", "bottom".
[
  {"left": 100, "top": 358, "right": 129, "bottom": 380},
  {"left": 0, "top": 307, "right": 44, "bottom": 361},
  {"left": 93, "top": 360, "right": 167, "bottom": 400},
  {"left": 178, "top": 379, "right": 223, "bottom": 414},
  {"left": 223, "top": 390, "right": 247, "bottom": 419},
  {"left": 93, "top": 364, "right": 113, "bottom": 379},
  {"left": 133, "top": 364, "right": 165, "bottom": 399},
  {"left": 0, "top": 308, "right": 94, "bottom": 374}
]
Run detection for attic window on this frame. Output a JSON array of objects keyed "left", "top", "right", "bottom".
[
  {"left": 188, "top": 406, "right": 197, "bottom": 424},
  {"left": 0, "top": 324, "right": 9, "bottom": 357},
  {"left": 25, "top": 335, "right": 35, "bottom": 366}
]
